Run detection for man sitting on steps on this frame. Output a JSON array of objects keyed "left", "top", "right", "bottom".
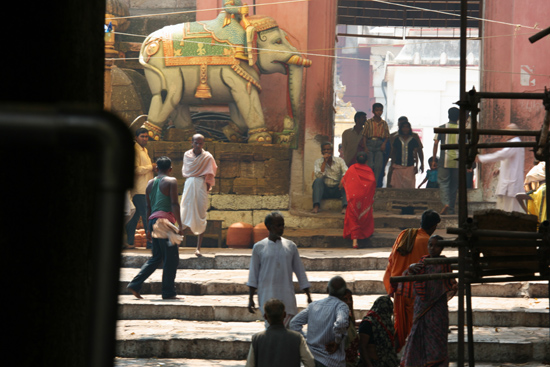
[{"left": 312, "top": 142, "right": 348, "bottom": 214}]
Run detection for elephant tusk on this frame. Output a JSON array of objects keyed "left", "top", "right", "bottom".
[{"left": 286, "top": 55, "right": 312, "bottom": 67}]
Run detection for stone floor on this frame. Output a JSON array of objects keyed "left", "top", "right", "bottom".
[{"left": 116, "top": 247, "right": 549, "bottom": 365}]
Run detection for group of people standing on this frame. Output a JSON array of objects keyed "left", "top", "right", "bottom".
[
  {"left": 245, "top": 209, "right": 456, "bottom": 367},
  {"left": 313, "top": 104, "right": 429, "bottom": 248},
  {"left": 126, "top": 130, "right": 217, "bottom": 299},
  {"left": 341, "top": 104, "right": 425, "bottom": 190}
]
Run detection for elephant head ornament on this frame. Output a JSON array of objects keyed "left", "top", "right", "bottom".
[{"left": 137, "top": 5, "right": 312, "bottom": 145}]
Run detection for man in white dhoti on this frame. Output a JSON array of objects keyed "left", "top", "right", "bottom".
[
  {"left": 476, "top": 124, "right": 525, "bottom": 212},
  {"left": 180, "top": 134, "right": 218, "bottom": 257},
  {"left": 247, "top": 212, "right": 313, "bottom": 327}
]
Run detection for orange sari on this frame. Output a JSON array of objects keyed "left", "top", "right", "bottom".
[{"left": 383, "top": 228, "right": 430, "bottom": 351}]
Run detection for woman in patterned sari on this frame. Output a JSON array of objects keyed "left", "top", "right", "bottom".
[
  {"left": 358, "top": 295, "right": 399, "bottom": 367},
  {"left": 399, "top": 235, "right": 457, "bottom": 367},
  {"left": 343, "top": 289, "right": 360, "bottom": 367}
]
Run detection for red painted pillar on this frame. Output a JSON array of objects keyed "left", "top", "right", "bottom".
[
  {"left": 480, "top": 0, "right": 550, "bottom": 201},
  {"left": 196, "top": 0, "right": 221, "bottom": 21},
  {"left": 196, "top": 0, "right": 339, "bottom": 208}
]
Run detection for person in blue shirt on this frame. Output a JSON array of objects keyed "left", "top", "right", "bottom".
[{"left": 418, "top": 156, "right": 439, "bottom": 189}]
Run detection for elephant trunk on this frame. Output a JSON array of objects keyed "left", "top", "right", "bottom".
[
  {"left": 285, "top": 64, "right": 304, "bottom": 130},
  {"left": 287, "top": 55, "right": 312, "bottom": 68}
]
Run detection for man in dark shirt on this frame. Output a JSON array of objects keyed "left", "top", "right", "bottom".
[
  {"left": 127, "top": 156, "right": 184, "bottom": 300},
  {"left": 246, "top": 298, "right": 314, "bottom": 367}
]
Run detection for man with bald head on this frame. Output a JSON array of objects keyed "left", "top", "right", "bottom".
[
  {"left": 181, "top": 134, "right": 218, "bottom": 256},
  {"left": 476, "top": 124, "right": 525, "bottom": 212}
]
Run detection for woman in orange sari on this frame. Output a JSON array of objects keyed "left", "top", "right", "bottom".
[{"left": 342, "top": 151, "right": 376, "bottom": 249}]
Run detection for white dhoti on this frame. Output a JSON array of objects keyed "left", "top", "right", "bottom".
[
  {"left": 180, "top": 176, "right": 209, "bottom": 234},
  {"left": 496, "top": 195, "right": 523, "bottom": 212}
]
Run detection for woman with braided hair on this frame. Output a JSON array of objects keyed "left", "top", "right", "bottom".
[{"left": 358, "top": 295, "right": 399, "bottom": 367}]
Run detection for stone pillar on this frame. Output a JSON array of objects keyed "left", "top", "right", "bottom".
[
  {"left": 480, "top": 0, "right": 550, "bottom": 202},
  {"left": 287, "top": 0, "right": 338, "bottom": 210},
  {"left": 104, "top": 15, "right": 118, "bottom": 111},
  {"left": 197, "top": 0, "right": 222, "bottom": 21},
  {"left": 197, "top": 0, "right": 339, "bottom": 210}
]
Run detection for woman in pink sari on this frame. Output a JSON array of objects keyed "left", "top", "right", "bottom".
[{"left": 342, "top": 151, "right": 376, "bottom": 249}]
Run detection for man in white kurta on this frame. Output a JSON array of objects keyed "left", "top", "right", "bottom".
[
  {"left": 180, "top": 134, "right": 217, "bottom": 256},
  {"left": 476, "top": 124, "right": 525, "bottom": 212},
  {"left": 247, "top": 212, "right": 312, "bottom": 327}
]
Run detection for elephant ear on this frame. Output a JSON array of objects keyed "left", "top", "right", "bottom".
[
  {"left": 240, "top": 7, "right": 258, "bottom": 67},
  {"left": 245, "top": 26, "right": 258, "bottom": 66},
  {"left": 244, "top": 15, "right": 279, "bottom": 67}
]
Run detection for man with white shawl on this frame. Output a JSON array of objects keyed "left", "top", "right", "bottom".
[
  {"left": 476, "top": 124, "right": 525, "bottom": 212},
  {"left": 524, "top": 161, "right": 545, "bottom": 192},
  {"left": 181, "top": 134, "right": 218, "bottom": 256},
  {"left": 247, "top": 212, "right": 313, "bottom": 327}
]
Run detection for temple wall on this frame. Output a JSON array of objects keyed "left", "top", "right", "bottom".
[
  {"left": 198, "top": 0, "right": 338, "bottom": 210},
  {"left": 147, "top": 141, "right": 291, "bottom": 196},
  {"left": 147, "top": 140, "right": 292, "bottom": 228},
  {"left": 480, "top": 0, "right": 550, "bottom": 202}
]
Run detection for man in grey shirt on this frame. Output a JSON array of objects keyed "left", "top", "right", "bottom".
[{"left": 290, "top": 276, "right": 350, "bottom": 367}]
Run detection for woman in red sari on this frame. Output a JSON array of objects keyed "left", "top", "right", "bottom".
[{"left": 342, "top": 151, "right": 376, "bottom": 249}]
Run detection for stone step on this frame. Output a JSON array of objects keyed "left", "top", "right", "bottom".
[
  {"left": 177, "top": 227, "right": 451, "bottom": 249},
  {"left": 115, "top": 319, "right": 550, "bottom": 362},
  {"left": 117, "top": 294, "right": 549, "bottom": 327},
  {"left": 207, "top": 207, "right": 460, "bottom": 230},
  {"left": 122, "top": 247, "right": 398, "bottom": 271},
  {"left": 119, "top": 268, "right": 549, "bottom": 298},
  {"left": 283, "top": 228, "right": 395, "bottom": 248},
  {"left": 122, "top": 246, "right": 439, "bottom": 270},
  {"left": 374, "top": 212, "right": 458, "bottom": 229},
  {"left": 126, "top": 224, "right": 451, "bottom": 254},
  {"left": 114, "top": 359, "right": 550, "bottom": 367},
  {"left": 287, "top": 209, "right": 460, "bottom": 230},
  {"left": 282, "top": 227, "right": 458, "bottom": 247}
]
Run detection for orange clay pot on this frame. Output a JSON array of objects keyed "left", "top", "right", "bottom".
[
  {"left": 226, "top": 222, "right": 253, "bottom": 248},
  {"left": 253, "top": 223, "right": 269, "bottom": 244}
]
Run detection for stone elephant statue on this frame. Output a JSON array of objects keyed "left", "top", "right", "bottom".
[{"left": 136, "top": 3, "right": 311, "bottom": 144}]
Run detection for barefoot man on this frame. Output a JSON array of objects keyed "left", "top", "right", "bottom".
[
  {"left": 181, "top": 134, "right": 218, "bottom": 256},
  {"left": 127, "top": 156, "right": 185, "bottom": 299}
]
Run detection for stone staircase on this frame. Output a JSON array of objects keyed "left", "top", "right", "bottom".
[
  {"left": 115, "top": 188, "right": 550, "bottom": 366},
  {"left": 115, "top": 246, "right": 549, "bottom": 366},
  {"left": 202, "top": 188, "right": 487, "bottom": 248}
]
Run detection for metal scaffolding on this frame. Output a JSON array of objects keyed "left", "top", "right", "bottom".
[{"left": 391, "top": 2, "right": 550, "bottom": 366}]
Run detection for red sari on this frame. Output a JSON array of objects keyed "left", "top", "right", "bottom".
[{"left": 342, "top": 163, "right": 376, "bottom": 240}]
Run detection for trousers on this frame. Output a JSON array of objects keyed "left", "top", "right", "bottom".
[
  {"left": 365, "top": 139, "right": 385, "bottom": 185},
  {"left": 438, "top": 166, "right": 459, "bottom": 214},
  {"left": 312, "top": 178, "right": 347, "bottom": 207},
  {"left": 126, "top": 194, "right": 152, "bottom": 248},
  {"left": 127, "top": 218, "right": 179, "bottom": 298}
]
